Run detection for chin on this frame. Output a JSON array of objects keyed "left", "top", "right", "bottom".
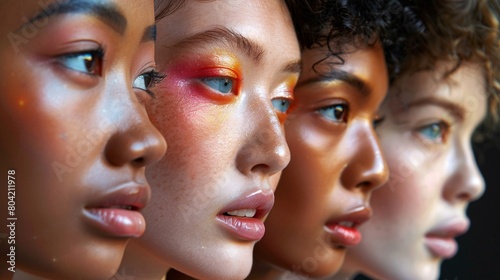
[{"left": 177, "top": 243, "right": 254, "bottom": 280}]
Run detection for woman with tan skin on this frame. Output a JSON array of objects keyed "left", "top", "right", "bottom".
[
  {"left": 249, "top": 1, "right": 423, "bottom": 279},
  {"left": 116, "top": 0, "right": 302, "bottom": 279},
  {"left": 333, "top": 1, "right": 500, "bottom": 280},
  {"left": 0, "top": 0, "right": 167, "bottom": 279}
]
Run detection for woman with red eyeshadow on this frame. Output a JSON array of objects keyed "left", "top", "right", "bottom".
[
  {"left": 116, "top": 0, "right": 302, "bottom": 279},
  {"left": 0, "top": 0, "right": 167, "bottom": 279}
]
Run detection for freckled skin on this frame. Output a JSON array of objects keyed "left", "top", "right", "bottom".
[
  {"left": 251, "top": 43, "right": 390, "bottom": 279},
  {"left": 336, "top": 61, "right": 486, "bottom": 280},
  {"left": 0, "top": 1, "right": 166, "bottom": 279},
  {"left": 118, "top": 1, "right": 301, "bottom": 280}
]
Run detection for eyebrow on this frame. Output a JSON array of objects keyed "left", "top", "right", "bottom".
[
  {"left": 282, "top": 59, "right": 303, "bottom": 75},
  {"left": 405, "top": 96, "right": 466, "bottom": 121},
  {"left": 142, "top": 25, "right": 157, "bottom": 42},
  {"left": 26, "top": 0, "right": 127, "bottom": 35},
  {"left": 169, "top": 27, "right": 265, "bottom": 62},
  {"left": 297, "top": 69, "right": 371, "bottom": 96}
]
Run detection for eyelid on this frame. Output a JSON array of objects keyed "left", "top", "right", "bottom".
[{"left": 197, "top": 67, "right": 240, "bottom": 80}]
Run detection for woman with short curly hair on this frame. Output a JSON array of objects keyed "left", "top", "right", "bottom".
[
  {"left": 248, "top": 0, "right": 423, "bottom": 279},
  {"left": 333, "top": 1, "right": 500, "bottom": 279}
]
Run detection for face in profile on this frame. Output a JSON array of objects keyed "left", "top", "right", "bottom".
[
  {"left": 121, "top": 0, "right": 301, "bottom": 279},
  {"left": 343, "top": 61, "right": 486, "bottom": 280},
  {"left": 254, "top": 42, "right": 389, "bottom": 278},
  {"left": 0, "top": 0, "right": 166, "bottom": 279}
]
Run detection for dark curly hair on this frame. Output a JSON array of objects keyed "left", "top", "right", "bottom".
[
  {"left": 154, "top": 0, "right": 187, "bottom": 21},
  {"left": 403, "top": 0, "right": 500, "bottom": 125},
  {"left": 284, "top": 0, "right": 425, "bottom": 81}
]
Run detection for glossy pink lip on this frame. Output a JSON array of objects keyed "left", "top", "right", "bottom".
[
  {"left": 83, "top": 183, "right": 151, "bottom": 238},
  {"left": 324, "top": 206, "right": 372, "bottom": 247},
  {"left": 425, "top": 219, "right": 469, "bottom": 259},
  {"left": 216, "top": 189, "right": 275, "bottom": 241}
]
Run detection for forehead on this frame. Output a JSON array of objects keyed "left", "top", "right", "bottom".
[
  {"left": 156, "top": 0, "right": 298, "bottom": 55},
  {"left": 0, "top": 0, "right": 153, "bottom": 36},
  {"left": 391, "top": 62, "right": 487, "bottom": 108},
  {"left": 299, "top": 42, "right": 388, "bottom": 93},
  {"left": 387, "top": 62, "right": 488, "bottom": 124}
]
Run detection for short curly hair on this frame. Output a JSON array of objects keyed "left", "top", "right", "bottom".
[
  {"left": 154, "top": 0, "right": 187, "bottom": 21},
  {"left": 403, "top": 0, "right": 500, "bottom": 125},
  {"left": 285, "top": 0, "right": 425, "bottom": 81}
]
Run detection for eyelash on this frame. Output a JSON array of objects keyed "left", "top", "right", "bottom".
[
  {"left": 134, "top": 70, "right": 166, "bottom": 98},
  {"left": 373, "top": 115, "right": 386, "bottom": 127}
]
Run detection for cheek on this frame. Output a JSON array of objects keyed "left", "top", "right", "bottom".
[
  {"left": 146, "top": 83, "right": 243, "bottom": 201},
  {"left": 284, "top": 114, "right": 344, "bottom": 196},
  {"left": 370, "top": 143, "right": 440, "bottom": 231}
]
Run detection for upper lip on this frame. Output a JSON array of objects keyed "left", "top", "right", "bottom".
[
  {"left": 86, "top": 183, "right": 151, "bottom": 211},
  {"left": 426, "top": 218, "right": 470, "bottom": 238},
  {"left": 325, "top": 205, "right": 372, "bottom": 228},
  {"left": 218, "top": 189, "right": 275, "bottom": 219}
]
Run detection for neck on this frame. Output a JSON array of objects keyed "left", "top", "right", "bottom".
[
  {"left": 116, "top": 241, "right": 170, "bottom": 280},
  {"left": 328, "top": 264, "right": 358, "bottom": 280},
  {"left": 13, "top": 270, "right": 48, "bottom": 280},
  {"left": 12, "top": 269, "right": 46, "bottom": 280},
  {"left": 247, "top": 259, "right": 285, "bottom": 280}
]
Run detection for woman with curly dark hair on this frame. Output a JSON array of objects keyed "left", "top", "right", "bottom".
[
  {"left": 248, "top": 1, "right": 423, "bottom": 279},
  {"left": 332, "top": 1, "right": 500, "bottom": 279}
]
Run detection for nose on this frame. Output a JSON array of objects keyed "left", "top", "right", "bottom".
[
  {"left": 340, "top": 120, "right": 388, "bottom": 194},
  {"left": 443, "top": 140, "right": 485, "bottom": 203},
  {"left": 235, "top": 97, "right": 290, "bottom": 176},
  {"left": 104, "top": 90, "right": 167, "bottom": 169}
]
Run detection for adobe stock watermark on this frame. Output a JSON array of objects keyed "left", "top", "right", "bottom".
[
  {"left": 8, "top": 0, "right": 70, "bottom": 54},
  {"left": 280, "top": 236, "right": 336, "bottom": 280}
]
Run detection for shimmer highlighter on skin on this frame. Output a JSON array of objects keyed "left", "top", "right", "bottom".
[
  {"left": 0, "top": 0, "right": 166, "bottom": 279},
  {"left": 117, "top": 0, "right": 301, "bottom": 279}
]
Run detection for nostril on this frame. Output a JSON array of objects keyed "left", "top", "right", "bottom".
[
  {"left": 356, "top": 181, "right": 376, "bottom": 192},
  {"left": 457, "top": 193, "right": 471, "bottom": 202},
  {"left": 250, "top": 163, "right": 273, "bottom": 174},
  {"left": 132, "top": 157, "right": 146, "bottom": 167}
]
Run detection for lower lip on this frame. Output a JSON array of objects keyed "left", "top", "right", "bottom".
[
  {"left": 425, "top": 236, "right": 458, "bottom": 259},
  {"left": 216, "top": 215, "right": 265, "bottom": 241},
  {"left": 83, "top": 208, "right": 146, "bottom": 238},
  {"left": 325, "top": 224, "right": 362, "bottom": 246}
]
